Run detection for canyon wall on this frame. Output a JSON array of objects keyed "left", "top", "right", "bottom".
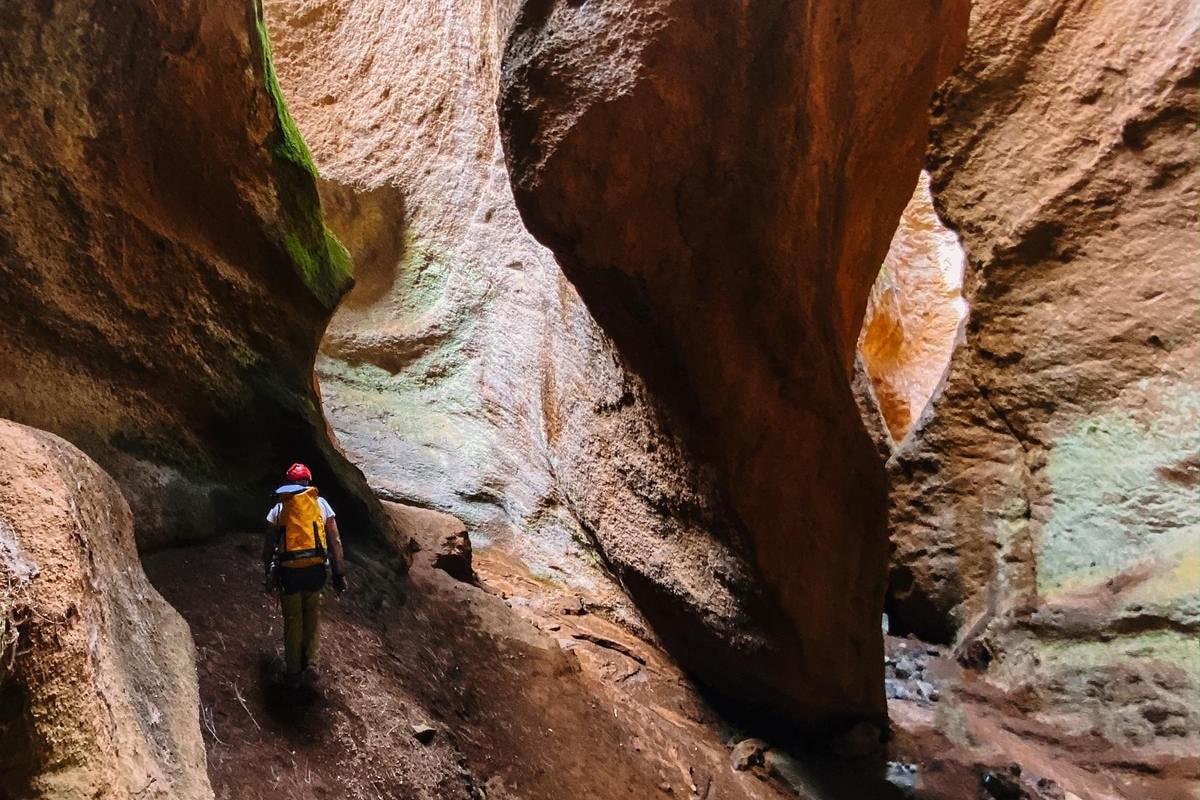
[
  {"left": 499, "top": 0, "right": 969, "bottom": 723},
  {"left": 889, "top": 0, "right": 1200, "bottom": 766},
  {"left": 262, "top": 0, "right": 784, "bottom": 719},
  {"left": 0, "top": 0, "right": 385, "bottom": 547},
  {"left": 859, "top": 172, "right": 967, "bottom": 443},
  {"left": 0, "top": 420, "right": 212, "bottom": 799}
]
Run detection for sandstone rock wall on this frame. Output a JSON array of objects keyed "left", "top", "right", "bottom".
[
  {"left": 499, "top": 0, "right": 969, "bottom": 724},
  {"left": 889, "top": 0, "right": 1200, "bottom": 765},
  {"left": 263, "top": 0, "right": 779, "bottom": 712},
  {"left": 859, "top": 172, "right": 968, "bottom": 443},
  {"left": 0, "top": 0, "right": 385, "bottom": 547},
  {"left": 0, "top": 420, "right": 212, "bottom": 799}
]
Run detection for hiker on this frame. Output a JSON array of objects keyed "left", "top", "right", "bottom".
[{"left": 262, "top": 462, "right": 347, "bottom": 687}]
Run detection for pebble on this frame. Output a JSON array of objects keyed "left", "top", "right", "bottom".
[
  {"left": 412, "top": 723, "right": 436, "bottom": 744},
  {"left": 729, "top": 738, "right": 768, "bottom": 771}
]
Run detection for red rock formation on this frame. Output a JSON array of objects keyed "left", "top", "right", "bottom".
[
  {"left": 0, "top": 0, "right": 386, "bottom": 546},
  {"left": 262, "top": 0, "right": 782, "bottom": 704},
  {"left": 889, "top": 0, "right": 1200, "bottom": 770},
  {"left": 0, "top": 420, "right": 212, "bottom": 799},
  {"left": 500, "top": 0, "right": 969, "bottom": 724},
  {"left": 859, "top": 172, "right": 967, "bottom": 443}
]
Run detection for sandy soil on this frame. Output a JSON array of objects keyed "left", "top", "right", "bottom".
[{"left": 144, "top": 534, "right": 796, "bottom": 800}]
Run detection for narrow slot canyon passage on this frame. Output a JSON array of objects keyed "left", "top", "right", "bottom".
[{"left": 0, "top": 1, "right": 1196, "bottom": 800}]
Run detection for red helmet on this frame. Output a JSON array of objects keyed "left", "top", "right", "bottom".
[{"left": 285, "top": 463, "right": 312, "bottom": 483}]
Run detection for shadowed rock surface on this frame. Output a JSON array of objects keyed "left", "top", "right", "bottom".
[
  {"left": 888, "top": 0, "right": 1200, "bottom": 772},
  {"left": 499, "top": 0, "right": 969, "bottom": 725},
  {"left": 0, "top": 0, "right": 385, "bottom": 548},
  {"left": 0, "top": 420, "right": 212, "bottom": 799},
  {"left": 262, "top": 0, "right": 782, "bottom": 698}
]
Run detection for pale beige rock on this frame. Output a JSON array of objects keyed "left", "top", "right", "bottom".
[
  {"left": 499, "top": 0, "right": 969, "bottom": 723},
  {"left": 0, "top": 420, "right": 212, "bottom": 799},
  {"left": 888, "top": 0, "right": 1200, "bottom": 769}
]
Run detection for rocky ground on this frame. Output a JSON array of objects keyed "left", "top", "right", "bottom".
[
  {"left": 883, "top": 635, "right": 1199, "bottom": 800},
  {"left": 143, "top": 511, "right": 799, "bottom": 800},
  {"left": 141, "top": 503, "right": 1197, "bottom": 800}
]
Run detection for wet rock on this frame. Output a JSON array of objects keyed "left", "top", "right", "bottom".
[
  {"left": 500, "top": 0, "right": 969, "bottom": 727},
  {"left": 0, "top": 420, "right": 212, "bottom": 799},
  {"left": 729, "top": 739, "right": 768, "bottom": 771},
  {"left": 0, "top": 0, "right": 385, "bottom": 548}
]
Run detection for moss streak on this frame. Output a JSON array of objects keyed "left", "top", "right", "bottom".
[{"left": 253, "top": 0, "right": 352, "bottom": 309}]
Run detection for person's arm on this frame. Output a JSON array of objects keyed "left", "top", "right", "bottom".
[
  {"left": 326, "top": 517, "right": 348, "bottom": 593},
  {"left": 327, "top": 517, "right": 346, "bottom": 575},
  {"left": 263, "top": 502, "right": 282, "bottom": 591}
]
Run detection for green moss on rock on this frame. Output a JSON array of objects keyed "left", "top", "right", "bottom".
[{"left": 253, "top": 0, "right": 352, "bottom": 309}]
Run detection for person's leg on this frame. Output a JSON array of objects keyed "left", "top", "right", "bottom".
[
  {"left": 280, "top": 591, "right": 304, "bottom": 677},
  {"left": 301, "top": 589, "right": 321, "bottom": 671}
]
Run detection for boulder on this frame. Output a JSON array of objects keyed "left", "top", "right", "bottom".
[
  {"left": 386, "top": 502, "right": 475, "bottom": 583},
  {"left": 0, "top": 0, "right": 386, "bottom": 547},
  {"left": 888, "top": 0, "right": 1200, "bottom": 767},
  {"left": 0, "top": 419, "right": 212, "bottom": 799},
  {"left": 729, "top": 738, "right": 767, "bottom": 772},
  {"left": 499, "top": 0, "right": 969, "bottom": 723}
]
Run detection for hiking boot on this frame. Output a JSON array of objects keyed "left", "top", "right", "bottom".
[{"left": 304, "top": 665, "right": 322, "bottom": 686}]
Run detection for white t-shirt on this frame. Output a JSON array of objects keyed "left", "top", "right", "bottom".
[{"left": 266, "top": 485, "right": 336, "bottom": 525}]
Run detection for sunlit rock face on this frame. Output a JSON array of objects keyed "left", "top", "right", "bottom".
[
  {"left": 499, "top": 0, "right": 969, "bottom": 723},
  {"left": 859, "top": 172, "right": 967, "bottom": 443},
  {"left": 262, "top": 0, "right": 782, "bottom": 698},
  {"left": 0, "top": 0, "right": 384, "bottom": 547},
  {"left": 889, "top": 0, "right": 1200, "bottom": 766}
]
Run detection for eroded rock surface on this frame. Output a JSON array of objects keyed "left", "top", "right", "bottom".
[
  {"left": 499, "top": 0, "right": 969, "bottom": 723},
  {"left": 263, "top": 0, "right": 782, "bottom": 713},
  {"left": 888, "top": 0, "right": 1200, "bottom": 771},
  {"left": 0, "top": 420, "right": 212, "bottom": 799},
  {"left": 859, "top": 172, "right": 967, "bottom": 443},
  {"left": 0, "top": 0, "right": 383, "bottom": 547}
]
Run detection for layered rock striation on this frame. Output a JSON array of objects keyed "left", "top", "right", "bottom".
[
  {"left": 0, "top": 0, "right": 384, "bottom": 547},
  {"left": 499, "top": 0, "right": 969, "bottom": 723},
  {"left": 888, "top": 0, "right": 1200, "bottom": 766},
  {"left": 0, "top": 420, "right": 212, "bottom": 799}
]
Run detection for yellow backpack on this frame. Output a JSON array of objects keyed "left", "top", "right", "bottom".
[{"left": 277, "top": 487, "right": 327, "bottom": 569}]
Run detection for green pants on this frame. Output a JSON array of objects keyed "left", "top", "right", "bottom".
[{"left": 280, "top": 590, "right": 321, "bottom": 676}]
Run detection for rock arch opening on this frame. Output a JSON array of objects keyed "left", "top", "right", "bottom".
[{"left": 858, "top": 171, "right": 968, "bottom": 447}]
